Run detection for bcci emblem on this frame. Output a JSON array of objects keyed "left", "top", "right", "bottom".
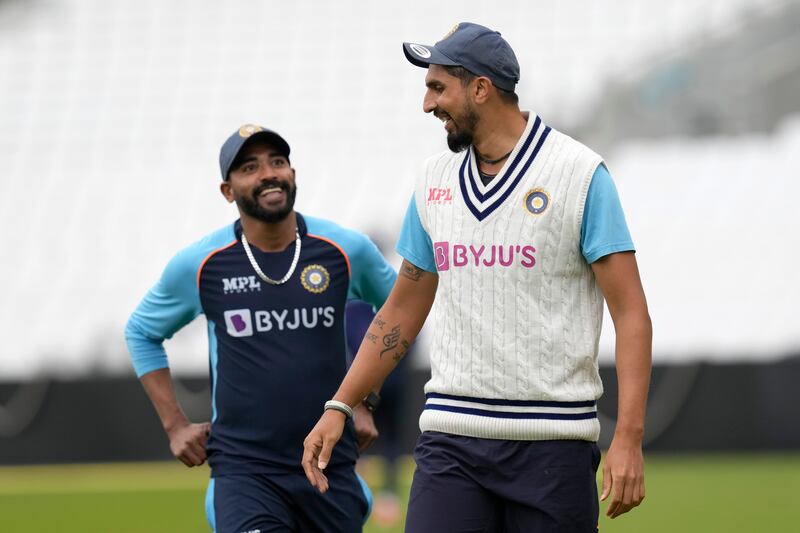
[
  {"left": 238, "top": 124, "right": 264, "bottom": 138},
  {"left": 301, "top": 264, "right": 330, "bottom": 294},
  {"left": 523, "top": 188, "right": 550, "bottom": 216}
]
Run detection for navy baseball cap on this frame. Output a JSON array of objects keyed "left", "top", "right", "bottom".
[
  {"left": 403, "top": 22, "right": 520, "bottom": 91},
  {"left": 219, "top": 124, "right": 291, "bottom": 180}
]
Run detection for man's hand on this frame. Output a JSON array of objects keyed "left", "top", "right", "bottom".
[
  {"left": 302, "top": 409, "right": 347, "bottom": 493},
  {"left": 353, "top": 403, "right": 379, "bottom": 452},
  {"left": 600, "top": 435, "right": 645, "bottom": 518},
  {"left": 167, "top": 421, "right": 211, "bottom": 467}
]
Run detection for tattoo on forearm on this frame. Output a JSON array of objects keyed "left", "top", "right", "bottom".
[
  {"left": 401, "top": 261, "right": 424, "bottom": 282},
  {"left": 379, "top": 325, "right": 401, "bottom": 358},
  {"left": 393, "top": 340, "right": 411, "bottom": 363},
  {"left": 365, "top": 332, "right": 378, "bottom": 344},
  {"left": 374, "top": 315, "right": 386, "bottom": 330},
  {"left": 377, "top": 326, "right": 411, "bottom": 363}
]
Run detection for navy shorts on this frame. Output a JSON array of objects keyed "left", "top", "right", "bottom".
[
  {"left": 405, "top": 432, "right": 600, "bottom": 533},
  {"left": 205, "top": 468, "right": 371, "bottom": 533}
]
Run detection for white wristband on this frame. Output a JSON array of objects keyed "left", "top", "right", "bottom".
[{"left": 324, "top": 400, "right": 354, "bottom": 419}]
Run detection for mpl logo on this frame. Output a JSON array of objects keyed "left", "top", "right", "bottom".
[
  {"left": 433, "top": 241, "right": 536, "bottom": 271},
  {"left": 222, "top": 276, "right": 262, "bottom": 294},
  {"left": 427, "top": 187, "right": 453, "bottom": 205}
]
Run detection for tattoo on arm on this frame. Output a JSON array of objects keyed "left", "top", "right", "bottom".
[
  {"left": 379, "top": 325, "right": 401, "bottom": 358},
  {"left": 374, "top": 315, "right": 386, "bottom": 330},
  {"left": 378, "top": 326, "right": 411, "bottom": 364},
  {"left": 400, "top": 260, "right": 424, "bottom": 282},
  {"left": 365, "top": 333, "right": 378, "bottom": 344},
  {"left": 393, "top": 340, "right": 411, "bottom": 363}
]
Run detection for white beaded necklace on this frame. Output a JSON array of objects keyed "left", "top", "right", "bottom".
[{"left": 241, "top": 228, "right": 301, "bottom": 285}]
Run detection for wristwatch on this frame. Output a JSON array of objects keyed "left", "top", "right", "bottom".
[{"left": 362, "top": 391, "right": 381, "bottom": 413}]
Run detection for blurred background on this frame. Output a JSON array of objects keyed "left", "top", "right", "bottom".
[{"left": 1, "top": 0, "right": 799, "bottom": 531}]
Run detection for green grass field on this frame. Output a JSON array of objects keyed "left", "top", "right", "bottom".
[{"left": 1, "top": 453, "right": 798, "bottom": 532}]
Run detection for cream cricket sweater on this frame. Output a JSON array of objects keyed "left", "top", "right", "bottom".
[{"left": 415, "top": 114, "right": 605, "bottom": 441}]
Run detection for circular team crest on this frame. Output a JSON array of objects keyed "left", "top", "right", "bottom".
[
  {"left": 524, "top": 188, "right": 550, "bottom": 215},
  {"left": 301, "top": 264, "right": 330, "bottom": 294},
  {"left": 409, "top": 43, "right": 431, "bottom": 59},
  {"left": 238, "top": 124, "right": 264, "bottom": 138}
]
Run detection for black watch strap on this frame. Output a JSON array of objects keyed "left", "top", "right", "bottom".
[{"left": 362, "top": 391, "right": 381, "bottom": 412}]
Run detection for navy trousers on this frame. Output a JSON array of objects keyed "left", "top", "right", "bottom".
[
  {"left": 207, "top": 468, "right": 370, "bottom": 533},
  {"left": 405, "top": 432, "right": 600, "bottom": 533}
]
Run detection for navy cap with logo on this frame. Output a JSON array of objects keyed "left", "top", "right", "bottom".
[
  {"left": 219, "top": 124, "right": 291, "bottom": 180},
  {"left": 402, "top": 22, "right": 520, "bottom": 92}
]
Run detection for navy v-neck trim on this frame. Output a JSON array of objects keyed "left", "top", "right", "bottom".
[{"left": 459, "top": 117, "right": 551, "bottom": 222}]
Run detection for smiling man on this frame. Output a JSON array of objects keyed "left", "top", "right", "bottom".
[
  {"left": 303, "top": 23, "right": 653, "bottom": 532},
  {"left": 125, "top": 124, "right": 396, "bottom": 533}
]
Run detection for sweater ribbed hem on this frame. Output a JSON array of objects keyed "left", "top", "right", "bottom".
[{"left": 419, "top": 407, "right": 600, "bottom": 441}]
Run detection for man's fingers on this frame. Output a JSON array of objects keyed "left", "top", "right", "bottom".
[
  {"left": 191, "top": 441, "right": 208, "bottom": 463},
  {"left": 198, "top": 426, "right": 211, "bottom": 447},
  {"left": 302, "top": 445, "right": 320, "bottom": 488},
  {"left": 302, "top": 435, "right": 330, "bottom": 492},
  {"left": 317, "top": 437, "right": 336, "bottom": 470},
  {"left": 606, "top": 472, "right": 623, "bottom": 518},
  {"left": 303, "top": 414, "right": 346, "bottom": 491},
  {"left": 170, "top": 423, "right": 212, "bottom": 468},
  {"left": 181, "top": 432, "right": 207, "bottom": 466},
  {"left": 601, "top": 443, "right": 646, "bottom": 518},
  {"left": 608, "top": 472, "right": 634, "bottom": 518},
  {"left": 187, "top": 447, "right": 205, "bottom": 466},
  {"left": 314, "top": 468, "right": 329, "bottom": 493},
  {"left": 179, "top": 448, "right": 202, "bottom": 467},
  {"left": 605, "top": 492, "right": 616, "bottom": 518},
  {"left": 631, "top": 479, "right": 642, "bottom": 508},
  {"left": 301, "top": 447, "right": 330, "bottom": 493},
  {"left": 623, "top": 470, "right": 646, "bottom": 515},
  {"left": 600, "top": 463, "right": 611, "bottom": 501},
  {"left": 606, "top": 496, "right": 621, "bottom": 518}
]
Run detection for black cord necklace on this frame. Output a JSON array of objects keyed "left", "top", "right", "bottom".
[{"left": 475, "top": 148, "right": 513, "bottom": 165}]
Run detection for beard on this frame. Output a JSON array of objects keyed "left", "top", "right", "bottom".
[
  {"left": 235, "top": 180, "right": 297, "bottom": 223},
  {"left": 445, "top": 101, "right": 480, "bottom": 153}
]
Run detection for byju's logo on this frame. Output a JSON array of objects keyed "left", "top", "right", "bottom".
[
  {"left": 433, "top": 241, "right": 450, "bottom": 271},
  {"left": 223, "top": 307, "right": 336, "bottom": 337},
  {"left": 427, "top": 187, "right": 453, "bottom": 205},
  {"left": 433, "top": 241, "right": 536, "bottom": 271},
  {"left": 222, "top": 276, "right": 262, "bottom": 294},
  {"left": 224, "top": 309, "right": 253, "bottom": 337}
]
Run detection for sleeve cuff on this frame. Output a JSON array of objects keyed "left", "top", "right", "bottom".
[
  {"left": 584, "top": 243, "right": 636, "bottom": 264},
  {"left": 395, "top": 245, "right": 437, "bottom": 274}
]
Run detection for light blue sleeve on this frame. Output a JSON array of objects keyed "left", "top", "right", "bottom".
[
  {"left": 305, "top": 216, "right": 397, "bottom": 310},
  {"left": 581, "top": 164, "right": 636, "bottom": 264},
  {"left": 124, "top": 248, "right": 204, "bottom": 377},
  {"left": 347, "top": 233, "right": 397, "bottom": 309},
  {"left": 124, "top": 225, "right": 235, "bottom": 378},
  {"left": 395, "top": 195, "right": 437, "bottom": 273}
]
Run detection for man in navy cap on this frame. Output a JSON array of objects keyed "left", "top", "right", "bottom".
[
  {"left": 126, "top": 124, "right": 396, "bottom": 532},
  {"left": 303, "top": 22, "right": 652, "bottom": 531}
]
